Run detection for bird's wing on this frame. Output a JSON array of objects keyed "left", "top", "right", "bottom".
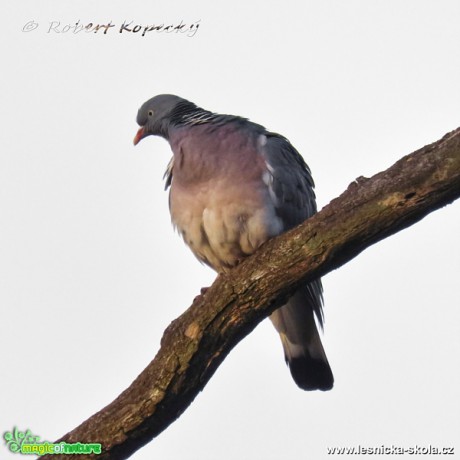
[
  {"left": 262, "top": 132, "right": 324, "bottom": 326},
  {"left": 261, "top": 133, "right": 317, "bottom": 230}
]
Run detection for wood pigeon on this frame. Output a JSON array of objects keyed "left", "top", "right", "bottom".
[{"left": 134, "top": 94, "right": 333, "bottom": 391}]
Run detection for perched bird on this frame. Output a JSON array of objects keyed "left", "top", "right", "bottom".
[{"left": 134, "top": 94, "right": 333, "bottom": 391}]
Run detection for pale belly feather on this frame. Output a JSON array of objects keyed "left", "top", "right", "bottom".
[{"left": 169, "top": 178, "right": 283, "bottom": 272}]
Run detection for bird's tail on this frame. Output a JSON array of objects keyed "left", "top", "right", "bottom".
[{"left": 270, "top": 284, "right": 334, "bottom": 391}]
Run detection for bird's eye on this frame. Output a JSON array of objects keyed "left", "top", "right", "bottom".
[{"left": 148, "top": 110, "right": 154, "bottom": 117}]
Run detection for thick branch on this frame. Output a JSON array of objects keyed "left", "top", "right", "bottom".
[{"left": 46, "top": 127, "right": 460, "bottom": 460}]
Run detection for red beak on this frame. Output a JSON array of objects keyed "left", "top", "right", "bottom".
[{"left": 133, "top": 127, "right": 146, "bottom": 145}]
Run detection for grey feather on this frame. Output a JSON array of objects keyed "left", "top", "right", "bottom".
[{"left": 262, "top": 133, "right": 317, "bottom": 228}]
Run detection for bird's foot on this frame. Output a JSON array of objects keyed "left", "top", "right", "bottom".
[{"left": 193, "top": 287, "right": 209, "bottom": 303}]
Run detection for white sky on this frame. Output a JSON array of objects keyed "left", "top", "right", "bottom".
[{"left": 1, "top": 1, "right": 459, "bottom": 459}]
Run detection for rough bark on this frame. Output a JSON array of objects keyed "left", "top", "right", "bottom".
[{"left": 44, "top": 127, "right": 460, "bottom": 460}]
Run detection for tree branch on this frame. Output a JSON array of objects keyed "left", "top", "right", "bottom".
[{"left": 46, "top": 127, "right": 460, "bottom": 460}]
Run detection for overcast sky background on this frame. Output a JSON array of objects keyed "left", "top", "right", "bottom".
[{"left": 1, "top": 1, "right": 459, "bottom": 459}]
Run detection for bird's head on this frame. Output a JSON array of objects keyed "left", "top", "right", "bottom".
[{"left": 133, "top": 94, "right": 193, "bottom": 145}]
